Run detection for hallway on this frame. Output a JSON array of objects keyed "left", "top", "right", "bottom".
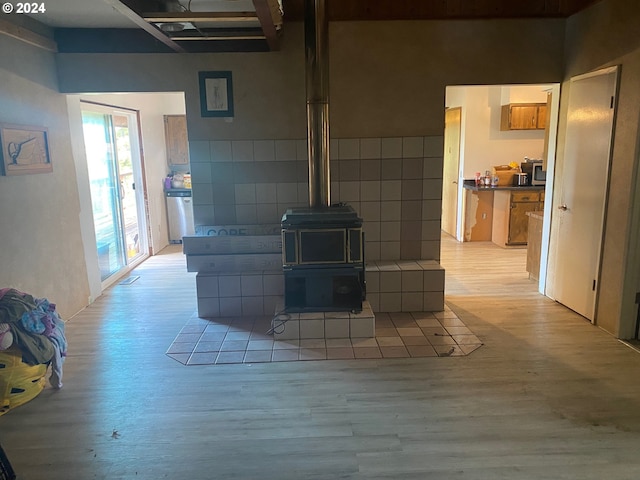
[{"left": 2, "top": 235, "right": 640, "bottom": 479}]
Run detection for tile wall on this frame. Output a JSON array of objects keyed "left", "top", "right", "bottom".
[
  {"left": 189, "top": 136, "right": 444, "bottom": 260},
  {"left": 196, "top": 271, "right": 283, "bottom": 317},
  {"left": 195, "top": 260, "right": 444, "bottom": 317},
  {"left": 365, "top": 260, "right": 445, "bottom": 312}
]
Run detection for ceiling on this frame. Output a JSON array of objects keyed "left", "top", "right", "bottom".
[
  {"left": 283, "top": 0, "right": 602, "bottom": 21},
  {"left": 21, "top": 0, "right": 601, "bottom": 53}
]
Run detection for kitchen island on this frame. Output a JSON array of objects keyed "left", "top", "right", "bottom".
[{"left": 462, "top": 180, "right": 545, "bottom": 246}]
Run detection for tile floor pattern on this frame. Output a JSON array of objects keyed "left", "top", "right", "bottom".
[{"left": 166, "top": 307, "right": 483, "bottom": 365}]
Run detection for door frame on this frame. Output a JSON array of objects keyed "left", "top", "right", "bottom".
[
  {"left": 537, "top": 84, "right": 561, "bottom": 295},
  {"left": 80, "top": 100, "right": 150, "bottom": 290},
  {"left": 442, "top": 107, "right": 462, "bottom": 240}
]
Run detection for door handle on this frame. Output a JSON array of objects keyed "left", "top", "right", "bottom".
[
  {"left": 453, "top": 181, "right": 458, "bottom": 184},
  {"left": 558, "top": 204, "right": 568, "bottom": 211}
]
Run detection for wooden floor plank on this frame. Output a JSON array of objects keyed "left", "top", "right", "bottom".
[{"left": 2, "top": 237, "right": 640, "bottom": 479}]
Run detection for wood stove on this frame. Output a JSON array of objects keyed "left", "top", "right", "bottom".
[
  {"left": 281, "top": 205, "right": 365, "bottom": 312},
  {"left": 279, "top": 0, "right": 366, "bottom": 313}
]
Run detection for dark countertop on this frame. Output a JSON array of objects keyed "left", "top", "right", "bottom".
[{"left": 462, "top": 180, "right": 545, "bottom": 192}]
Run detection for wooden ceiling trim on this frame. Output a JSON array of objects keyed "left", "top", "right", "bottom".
[
  {"left": 106, "top": 0, "right": 186, "bottom": 52},
  {"left": 172, "top": 35, "right": 266, "bottom": 40},
  {"left": 169, "top": 27, "right": 266, "bottom": 40},
  {"left": 252, "top": 0, "right": 280, "bottom": 50},
  {"left": 0, "top": 17, "right": 57, "bottom": 52},
  {"left": 142, "top": 12, "right": 259, "bottom": 23}
]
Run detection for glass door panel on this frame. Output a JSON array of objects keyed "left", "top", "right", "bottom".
[
  {"left": 112, "top": 114, "right": 141, "bottom": 261},
  {"left": 81, "top": 111, "right": 127, "bottom": 281}
]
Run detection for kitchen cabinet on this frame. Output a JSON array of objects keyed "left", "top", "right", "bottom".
[
  {"left": 492, "top": 189, "right": 543, "bottom": 246},
  {"left": 463, "top": 189, "right": 494, "bottom": 241},
  {"left": 536, "top": 104, "right": 548, "bottom": 129},
  {"left": 500, "top": 103, "right": 547, "bottom": 130},
  {"left": 164, "top": 115, "right": 190, "bottom": 165}
]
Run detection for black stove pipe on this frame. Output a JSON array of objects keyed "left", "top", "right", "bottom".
[{"left": 304, "top": 0, "right": 330, "bottom": 208}]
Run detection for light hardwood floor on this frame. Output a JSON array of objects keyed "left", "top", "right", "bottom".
[{"left": 2, "top": 235, "right": 640, "bottom": 479}]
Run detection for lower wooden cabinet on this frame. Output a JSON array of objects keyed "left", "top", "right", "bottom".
[
  {"left": 526, "top": 212, "right": 543, "bottom": 280},
  {"left": 492, "top": 190, "right": 542, "bottom": 246},
  {"left": 463, "top": 189, "right": 494, "bottom": 242}
]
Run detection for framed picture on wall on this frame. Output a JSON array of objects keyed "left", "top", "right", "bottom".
[
  {"left": 199, "top": 71, "right": 234, "bottom": 118},
  {"left": 0, "top": 123, "right": 52, "bottom": 175}
]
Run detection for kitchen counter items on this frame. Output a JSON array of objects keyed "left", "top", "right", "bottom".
[{"left": 462, "top": 180, "right": 545, "bottom": 192}]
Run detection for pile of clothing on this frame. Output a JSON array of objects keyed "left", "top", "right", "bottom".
[{"left": 0, "top": 288, "right": 67, "bottom": 389}]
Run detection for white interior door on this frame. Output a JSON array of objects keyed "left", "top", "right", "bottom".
[
  {"left": 442, "top": 107, "right": 461, "bottom": 237},
  {"left": 549, "top": 67, "right": 618, "bottom": 321}
]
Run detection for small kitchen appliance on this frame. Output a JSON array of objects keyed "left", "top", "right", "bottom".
[
  {"left": 513, "top": 172, "right": 529, "bottom": 186},
  {"left": 521, "top": 159, "right": 546, "bottom": 186}
]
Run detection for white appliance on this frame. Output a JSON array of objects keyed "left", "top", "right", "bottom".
[{"left": 166, "top": 190, "right": 194, "bottom": 243}]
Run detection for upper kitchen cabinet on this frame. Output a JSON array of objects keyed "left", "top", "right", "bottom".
[
  {"left": 164, "top": 115, "right": 189, "bottom": 165},
  {"left": 500, "top": 103, "right": 547, "bottom": 130}
]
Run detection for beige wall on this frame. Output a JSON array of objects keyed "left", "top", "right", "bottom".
[
  {"left": 559, "top": 0, "right": 640, "bottom": 337},
  {"left": 447, "top": 85, "right": 548, "bottom": 179},
  {"left": 57, "top": 19, "right": 565, "bottom": 139},
  {"left": 329, "top": 19, "right": 564, "bottom": 138},
  {"left": 0, "top": 34, "right": 90, "bottom": 319},
  {"left": 0, "top": 14, "right": 568, "bottom": 317},
  {"left": 56, "top": 18, "right": 565, "bottom": 263},
  {"left": 56, "top": 26, "right": 307, "bottom": 141},
  {"left": 5, "top": 2, "right": 635, "bottom": 335},
  {"left": 8, "top": 6, "right": 640, "bottom": 330}
]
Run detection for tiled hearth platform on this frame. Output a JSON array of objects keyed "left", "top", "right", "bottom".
[
  {"left": 271, "top": 300, "right": 376, "bottom": 340},
  {"left": 193, "top": 260, "right": 445, "bottom": 317},
  {"left": 166, "top": 307, "right": 482, "bottom": 365},
  {"left": 180, "top": 222, "right": 453, "bottom": 364}
]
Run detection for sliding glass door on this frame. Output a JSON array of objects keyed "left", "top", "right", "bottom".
[{"left": 81, "top": 104, "right": 147, "bottom": 282}]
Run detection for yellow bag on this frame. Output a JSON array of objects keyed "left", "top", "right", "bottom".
[{"left": 0, "top": 347, "right": 46, "bottom": 416}]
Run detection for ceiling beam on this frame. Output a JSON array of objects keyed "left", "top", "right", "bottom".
[
  {"left": 252, "top": 0, "right": 280, "bottom": 51},
  {"left": 104, "top": 0, "right": 186, "bottom": 53},
  {"left": 172, "top": 35, "right": 267, "bottom": 41},
  {"left": 143, "top": 12, "right": 259, "bottom": 23},
  {"left": 0, "top": 17, "right": 57, "bottom": 52},
  {"left": 169, "top": 28, "right": 266, "bottom": 38}
]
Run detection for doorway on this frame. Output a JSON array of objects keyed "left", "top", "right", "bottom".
[
  {"left": 443, "top": 84, "right": 560, "bottom": 293},
  {"left": 80, "top": 102, "right": 148, "bottom": 282}
]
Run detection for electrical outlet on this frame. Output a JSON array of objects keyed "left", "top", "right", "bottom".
[{"left": 482, "top": 213, "right": 487, "bottom": 220}]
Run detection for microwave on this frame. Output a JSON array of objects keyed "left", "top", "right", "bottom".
[{"left": 521, "top": 160, "right": 546, "bottom": 186}]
